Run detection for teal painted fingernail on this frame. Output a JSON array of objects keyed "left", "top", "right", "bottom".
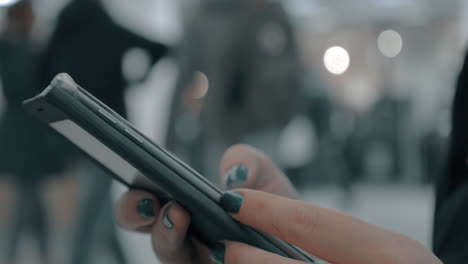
[
  {"left": 224, "top": 165, "right": 249, "bottom": 189},
  {"left": 220, "top": 191, "right": 244, "bottom": 214},
  {"left": 137, "top": 199, "right": 155, "bottom": 219},
  {"left": 210, "top": 243, "right": 225, "bottom": 264},
  {"left": 162, "top": 202, "right": 174, "bottom": 229}
]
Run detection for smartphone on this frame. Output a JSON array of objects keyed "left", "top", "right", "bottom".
[{"left": 23, "top": 73, "right": 315, "bottom": 262}]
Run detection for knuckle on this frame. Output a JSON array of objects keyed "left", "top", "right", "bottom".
[{"left": 287, "top": 205, "right": 319, "bottom": 242}]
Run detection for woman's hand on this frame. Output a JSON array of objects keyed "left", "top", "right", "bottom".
[
  {"left": 115, "top": 144, "right": 297, "bottom": 264},
  {"left": 115, "top": 144, "right": 442, "bottom": 264},
  {"left": 217, "top": 189, "right": 442, "bottom": 264}
]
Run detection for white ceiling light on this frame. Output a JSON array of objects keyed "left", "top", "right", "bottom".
[{"left": 323, "top": 46, "right": 350, "bottom": 75}]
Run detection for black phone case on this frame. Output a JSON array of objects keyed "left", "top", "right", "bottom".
[{"left": 23, "top": 73, "right": 314, "bottom": 262}]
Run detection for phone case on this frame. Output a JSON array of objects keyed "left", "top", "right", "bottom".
[{"left": 23, "top": 73, "right": 315, "bottom": 262}]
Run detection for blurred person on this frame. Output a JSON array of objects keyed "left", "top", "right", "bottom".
[
  {"left": 420, "top": 121, "right": 447, "bottom": 183},
  {"left": 166, "top": 0, "right": 304, "bottom": 181},
  {"left": 433, "top": 50, "right": 468, "bottom": 263},
  {"left": 420, "top": 129, "right": 446, "bottom": 183},
  {"left": 0, "top": 1, "right": 56, "bottom": 263},
  {"left": 360, "top": 96, "right": 406, "bottom": 181},
  {"left": 41, "top": 0, "right": 169, "bottom": 263}
]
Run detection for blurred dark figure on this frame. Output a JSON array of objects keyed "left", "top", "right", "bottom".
[
  {"left": 433, "top": 51, "right": 468, "bottom": 263},
  {"left": 360, "top": 96, "right": 405, "bottom": 181},
  {"left": 41, "top": 0, "right": 168, "bottom": 263},
  {"left": 285, "top": 74, "right": 335, "bottom": 187},
  {"left": 420, "top": 128, "right": 446, "bottom": 183},
  {"left": 167, "top": 0, "right": 303, "bottom": 180},
  {"left": 0, "top": 1, "right": 54, "bottom": 263}
]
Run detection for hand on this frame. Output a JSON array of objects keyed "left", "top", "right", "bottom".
[
  {"left": 217, "top": 190, "right": 442, "bottom": 264},
  {"left": 115, "top": 144, "right": 442, "bottom": 264},
  {"left": 115, "top": 144, "right": 297, "bottom": 264}
]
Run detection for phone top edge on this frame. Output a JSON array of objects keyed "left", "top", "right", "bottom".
[
  {"left": 23, "top": 73, "right": 77, "bottom": 107},
  {"left": 50, "top": 73, "right": 79, "bottom": 95}
]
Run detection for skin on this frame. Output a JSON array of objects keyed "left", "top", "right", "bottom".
[{"left": 115, "top": 144, "right": 442, "bottom": 264}]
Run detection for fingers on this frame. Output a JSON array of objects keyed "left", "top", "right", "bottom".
[
  {"left": 115, "top": 190, "right": 161, "bottom": 232},
  {"left": 116, "top": 190, "right": 208, "bottom": 264},
  {"left": 219, "top": 144, "right": 297, "bottom": 198},
  {"left": 220, "top": 189, "right": 439, "bottom": 264},
  {"left": 211, "top": 242, "right": 305, "bottom": 264},
  {"left": 151, "top": 202, "right": 198, "bottom": 264}
]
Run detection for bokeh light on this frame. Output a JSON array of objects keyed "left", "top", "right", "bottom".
[
  {"left": 122, "top": 47, "right": 152, "bottom": 82},
  {"left": 323, "top": 46, "right": 350, "bottom": 75},
  {"left": 377, "top": 29, "right": 403, "bottom": 58},
  {"left": 190, "top": 71, "right": 209, "bottom": 99},
  {"left": 0, "top": 0, "right": 20, "bottom": 7}
]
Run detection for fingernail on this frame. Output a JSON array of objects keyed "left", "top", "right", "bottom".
[
  {"left": 220, "top": 191, "right": 244, "bottom": 214},
  {"left": 224, "top": 165, "right": 249, "bottom": 189},
  {"left": 162, "top": 202, "right": 174, "bottom": 229},
  {"left": 210, "top": 243, "right": 225, "bottom": 264},
  {"left": 137, "top": 199, "right": 155, "bottom": 219}
]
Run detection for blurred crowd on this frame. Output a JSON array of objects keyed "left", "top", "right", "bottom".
[{"left": 0, "top": 0, "right": 463, "bottom": 263}]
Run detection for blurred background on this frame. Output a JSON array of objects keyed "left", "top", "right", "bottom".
[{"left": 0, "top": 0, "right": 466, "bottom": 263}]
